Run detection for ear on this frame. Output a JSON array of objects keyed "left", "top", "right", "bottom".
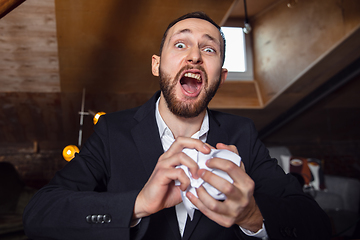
[
  {"left": 152, "top": 55, "right": 160, "bottom": 77},
  {"left": 219, "top": 68, "right": 228, "bottom": 87}
]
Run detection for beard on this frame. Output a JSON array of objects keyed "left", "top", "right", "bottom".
[{"left": 159, "top": 64, "right": 222, "bottom": 118}]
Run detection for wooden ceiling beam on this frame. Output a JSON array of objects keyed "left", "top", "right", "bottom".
[{"left": 0, "top": 0, "right": 25, "bottom": 19}]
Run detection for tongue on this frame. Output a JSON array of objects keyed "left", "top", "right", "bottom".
[{"left": 181, "top": 77, "right": 199, "bottom": 94}]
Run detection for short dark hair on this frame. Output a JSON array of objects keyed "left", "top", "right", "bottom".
[{"left": 159, "top": 12, "right": 226, "bottom": 66}]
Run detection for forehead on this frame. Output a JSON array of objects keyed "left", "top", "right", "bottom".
[{"left": 166, "top": 18, "right": 222, "bottom": 44}]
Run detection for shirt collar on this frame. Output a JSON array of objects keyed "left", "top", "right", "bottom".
[{"left": 155, "top": 97, "right": 209, "bottom": 140}]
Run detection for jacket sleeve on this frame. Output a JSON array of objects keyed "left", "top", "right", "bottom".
[
  {"left": 237, "top": 119, "right": 332, "bottom": 240},
  {"left": 22, "top": 116, "right": 146, "bottom": 240}
]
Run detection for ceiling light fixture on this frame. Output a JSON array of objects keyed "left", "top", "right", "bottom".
[
  {"left": 62, "top": 145, "right": 79, "bottom": 162},
  {"left": 243, "top": 0, "right": 251, "bottom": 34},
  {"left": 90, "top": 111, "right": 106, "bottom": 125},
  {"left": 287, "top": 0, "right": 298, "bottom": 8}
]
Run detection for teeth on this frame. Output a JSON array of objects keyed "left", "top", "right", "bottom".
[{"left": 184, "top": 72, "right": 201, "bottom": 82}]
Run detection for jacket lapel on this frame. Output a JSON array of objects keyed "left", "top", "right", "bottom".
[
  {"left": 182, "top": 210, "right": 202, "bottom": 240},
  {"left": 207, "top": 110, "right": 229, "bottom": 148},
  {"left": 164, "top": 207, "right": 182, "bottom": 240},
  {"left": 131, "top": 92, "right": 181, "bottom": 239},
  {"left": 131, "top": 92, "right": 164, "bottom": 178}
]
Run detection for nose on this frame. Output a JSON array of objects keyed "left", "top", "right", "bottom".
[{"left": 186, "top": 47, "right": 202, "bottom": 64}]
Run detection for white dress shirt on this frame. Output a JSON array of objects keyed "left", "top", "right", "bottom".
[{"left": 154, "top": 97, "right": 268, "bottom": 239}]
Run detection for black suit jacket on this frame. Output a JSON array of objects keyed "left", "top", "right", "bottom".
[{"left": 23, "top": 91, "right": 331, "bottom": 240}]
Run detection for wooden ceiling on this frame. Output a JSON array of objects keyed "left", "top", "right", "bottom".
[
  {"left": 0, "top": 0, "right": 282, "bottom": 94},
  {"left": 0, "top": 0, "right": 360, "bottom": 151}
]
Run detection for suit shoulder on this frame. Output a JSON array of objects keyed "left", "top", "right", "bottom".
[
  {"left": 209, "top": 110, "right": 254, "bottom": 125},
  {"left": 105, "top": 107, "right": 139, "bottom": 120},
  {"left": 95, "top": 106, "right": 141, "bottom": 130}
]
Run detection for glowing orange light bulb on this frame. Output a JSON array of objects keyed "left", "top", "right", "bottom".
[
  {"left": 62, "top": 145, "right": 79, "bottom": 161},
  {"left": 93, "top": 112, "right": 106, "bottom": 125}
]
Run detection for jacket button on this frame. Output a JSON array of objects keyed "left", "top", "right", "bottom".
[
  {"left": 91, "top": 215, "right": 98, "bottom": 223},
  {"left": 104, "top": 214, "right": 112, "bottom": 223},
  {"left": 97, "top": 214, "right": 104, "bottom": 223},
  {"left": 86, "top": 215, "right": 92, "bottom": 223}
]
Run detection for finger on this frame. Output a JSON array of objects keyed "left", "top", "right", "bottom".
[
  {"left": 215, "top": 143, "right": 244, "bottom": 172},
  {"left": 159, "top": 151, "right": 198, "bottom": 169},
  {"left": 240, "top": 161, "right": 246, "bottom": 171},
  {"left": 205, "top": 143, "right": 216, "bottom": 149},
  {"left": 164, "top": 137, "right": 211, "bottom": 157},
  {"left": 152, "top": 166, "right": 191, "bottom": 191},
  {"left": 198, "top": 168, "right": 241, "bottom": 201},
  {"left": 215, "top": 143, "right": 239, "bottom": 155},
  {"left": 186, "top": 188, "right": 234, "bottom": 228},
  {"left": 195, "top": 171, "right": 253, "bottom": 224},
  {"left": 202, "top": 159, "right": 254, "bottom": 202},
  {"left": 160, "top": 137, "right": 211, "bottom": 179},
  {"left": 186, "top": 188, "right": 222, "bottom": 214},
  {"left": 197, "top": 185, "right": 229, "bottom": 213},
  {"left": 174, "top": 168, "right": 191, "bottom": 191},
  {"left": 157, "top": 151, "right": 200, "bottom": 179},
  {"left": 205, "top": 157, "right": 245, "bottom": 183}
]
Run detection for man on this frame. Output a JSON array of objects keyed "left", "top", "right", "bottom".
[{"left": 23, "top": 12, "right": 331, "bottom": 240}]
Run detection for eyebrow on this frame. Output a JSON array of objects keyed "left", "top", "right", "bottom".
[{"left": 169, "top": 28, "right": 220, "bottom": 46}]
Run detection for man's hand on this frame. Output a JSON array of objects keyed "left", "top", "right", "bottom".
[
  {"left": 133, "top": 137, "right": 211, "bottom": 220},
  {"left": 186, "top": 143, "right": 263, "bottom": 232}
]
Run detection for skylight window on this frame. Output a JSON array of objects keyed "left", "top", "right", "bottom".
[{"left": 221, "top": 27, "right": 253, "bottom": 81}]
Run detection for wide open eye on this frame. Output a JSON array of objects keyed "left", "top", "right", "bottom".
[
  {"left": 175, "top": 42, "right": 186, "bottom": 49},
  {"left": 203, "top": 47, "right": 215, "bottom": 53}
]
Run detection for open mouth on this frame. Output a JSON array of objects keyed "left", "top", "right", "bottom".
[{"left": 180, "top": 71, "right": 203, "bottom": 95}]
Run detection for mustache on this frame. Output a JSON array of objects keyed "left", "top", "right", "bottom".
[{"left": 182, "top": 65, "right": 206, "bottom": 72}]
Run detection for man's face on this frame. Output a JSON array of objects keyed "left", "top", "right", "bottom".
[{"left": 152, "top": 18, "right": 228, "bottom": 118}]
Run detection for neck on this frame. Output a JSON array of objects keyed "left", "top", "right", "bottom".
[{"left": 158, "top": 94, "right": 205, "bottom": 139}]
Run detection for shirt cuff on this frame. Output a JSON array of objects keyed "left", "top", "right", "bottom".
[{"left": 239, "top": 222, "right": 268, "bottom": 239}]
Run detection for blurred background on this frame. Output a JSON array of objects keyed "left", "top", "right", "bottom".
[{"left": 0, "top": 0, "right": 359, "bottom": 239}]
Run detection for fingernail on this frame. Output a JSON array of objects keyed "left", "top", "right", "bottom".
[
  {"left": 204, "top": 144, "right": 212, "bottom": 152},
  {"left": 186, "top": 192, "right": 193, "bottom": 199}
]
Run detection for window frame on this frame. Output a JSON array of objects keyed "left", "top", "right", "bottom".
[{"left": 221, "top": 27, "right": 254, "bottom": 81}]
